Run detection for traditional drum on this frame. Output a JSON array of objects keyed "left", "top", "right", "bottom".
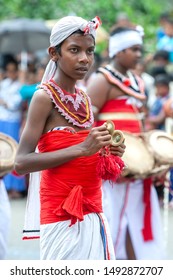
[
  {"left": 121, "top": 132, "right": 155, "bottom": 179},
  {"left": 0, "top": 133, "right": 18, "bottom": 177},
  {"left": 143, "top": 130, "right": 173, "bottom": 166}
]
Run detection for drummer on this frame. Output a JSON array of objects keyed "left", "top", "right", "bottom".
[{"left": 87, "top": 26, "right": 165, "bottom": 259}]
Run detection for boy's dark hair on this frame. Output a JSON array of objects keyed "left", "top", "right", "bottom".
[
  {"left": 55, "top": 29, "right": 95, "bottom": 55},
  {"left": 5, "top": 59, "right": 19, "bottom": 71},
  {"left": 159, "top": 12, "right": 169, "bottom": 21},
  {"left": 150, "top": 66, "right": 167, "bottom": 78},
  {"left": 153, "top": 50, "right": 169, "bottom": 61},
  {"left": 0, "top": 54, "right": 18, "bottom": 71},
  {"left": 154, "top": 74, "right": 170, "bottom": 86}
]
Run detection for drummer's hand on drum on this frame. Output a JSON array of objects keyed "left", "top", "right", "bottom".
[{"left": 109, "top": 141, "right": 126, "bottom": 157}]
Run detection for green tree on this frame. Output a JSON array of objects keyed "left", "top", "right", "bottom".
[{"left": 0, "top": 0, "right": 172, "bottom": 54}]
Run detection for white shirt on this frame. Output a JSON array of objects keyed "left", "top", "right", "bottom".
[{"left": 0, "top": 78, "right": 22, "bottom": 121}]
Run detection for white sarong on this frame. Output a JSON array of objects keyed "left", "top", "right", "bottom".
[
  {"left": 102, "top": 179, "right": 166, "bottom": 259},
  {"left": 23, "top": 172, "right": 115, "bottom": 260},
  {"left": 0, "top": 179, "right": 11, "bottom": 259},
  {"left": 40, "top": 213, "right": 115, "bottom": 260}
]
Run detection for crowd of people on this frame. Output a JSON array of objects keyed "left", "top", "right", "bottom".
[{"left": 0, "top": 11, "right": 173, "bottom": 260}]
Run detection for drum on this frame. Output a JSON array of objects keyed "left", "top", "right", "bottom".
[
  {"left": 121, "top": 132, "right": 155, "bottom": 179},
  {"left": 148, "top": 164, "right": 170, "bottom": 179},
  {"left": 143, "top": 130, "right": 173, "bottom": 166},
  {"left": 0, "top": 133, "right": 18, "bottom": 177}
]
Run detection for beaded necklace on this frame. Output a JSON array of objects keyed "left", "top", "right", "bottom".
[{"left": 41, "top": 79, "right": 94, "bottom": 128}]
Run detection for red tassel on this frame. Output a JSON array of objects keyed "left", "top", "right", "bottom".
[{"left": 97, "top": 147, "right": 125, "bottom": 182}]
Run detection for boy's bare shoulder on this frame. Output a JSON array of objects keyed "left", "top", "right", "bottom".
[
  {"left": 32, "top": 88, "right": 50, "bottom": 99},
  {"left": 31, "top": 88, "right": 52, "bottom": 106}
]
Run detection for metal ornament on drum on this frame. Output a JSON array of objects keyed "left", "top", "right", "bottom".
[
  {"left": 121, "top": 132, "right": 155, "bottom": 179},
  {"left": 0, "top": 133, "right": 18, "bottom": 177},
  {"left": 143, "top": 130, "right": 173, "bottom": 166}
]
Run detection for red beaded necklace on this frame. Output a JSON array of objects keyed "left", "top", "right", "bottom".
[{"left": 41, "top": 79, "right": 94, "bottom": 128}]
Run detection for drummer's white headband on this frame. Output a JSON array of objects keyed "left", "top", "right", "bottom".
[{"left": 109, "top": 30, "right": 143, "bottom": 58}]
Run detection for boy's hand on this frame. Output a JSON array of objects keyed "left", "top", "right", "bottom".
[
  {"left": 109, "top": 141, "right": 126, "bottom": 157},
  {"left": 80, "top": 124, "right": 112, "bottom": 156}
]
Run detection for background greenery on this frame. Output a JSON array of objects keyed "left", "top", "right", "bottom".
[{"left": 0, "top": 0, "right": 173, "bottom": 55}]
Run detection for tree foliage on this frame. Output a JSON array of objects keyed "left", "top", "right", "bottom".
[{"left": 0, "top": 0, "right": 172, "bottom": 54}]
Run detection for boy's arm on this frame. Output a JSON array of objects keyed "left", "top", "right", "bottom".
[{"left": 87, "top": 72, "right": 110, "bottom": 119}]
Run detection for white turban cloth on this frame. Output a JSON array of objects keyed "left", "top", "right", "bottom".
[
  {"left": 41, "top": 16, "right": 101, "bottom": 83},
  {"left": 109, "top": 30, "right": 143, "bottom": 59}
]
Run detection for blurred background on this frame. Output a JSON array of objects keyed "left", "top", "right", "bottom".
[
  {"left": 0, "top": 0, "right": 173, "bottom": 260},
  {"left": 0, "top": 0, "right": 173, "bottom": 54}
]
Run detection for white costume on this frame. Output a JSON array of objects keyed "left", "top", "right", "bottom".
[
  {"left": 40, "top": 213, "right": 115, "bottom": 260},
  {"left": 0, "top": 179, "right": 11, "bottom": 259},
  {"left": 102, "top": 180, "right": 165, "bottom": 259},
  {"left": 22, "top": 15, "right": 115, "bottom": 260}
]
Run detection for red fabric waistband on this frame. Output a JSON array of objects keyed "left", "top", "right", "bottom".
[{"left": 38, "top": 130, "right": 102, "bottom": 225}]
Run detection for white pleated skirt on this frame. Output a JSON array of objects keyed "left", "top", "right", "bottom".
[
  {"left": 40, "top": 213, "right": 115, "bottom": 260},
  {"left": 102, "top": 179, "right": 166, "bottom": 259}
]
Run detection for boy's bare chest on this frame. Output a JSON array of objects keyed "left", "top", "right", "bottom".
[{"left": 43, "top": 106, "right": 84, "bottom": 133}]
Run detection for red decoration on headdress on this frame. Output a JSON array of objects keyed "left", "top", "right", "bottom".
[
  {"left": 83, "top": 16, "right": 102, "bottom": 35},
  {"left": 97, "top": 146, "right": 125, "bottom": 183}
]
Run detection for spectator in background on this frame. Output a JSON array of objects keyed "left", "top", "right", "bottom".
[
  {"left": 19, "top": 63, "right": 46, "bottom": 133},
  {"left": 152, "top": 50, "right": 170, "bottom": 68},
  {"left": 0, "top": 59, "right": 27, "bottom": 199},
  {"left": 133, "top": 59, "right": 155, "bottom": 109},
  {"left": 156, "top": 12, "right": 169, "bottom": 41},
  {"left": 145, "top": 74, "right": 170, "bottom": 131},
  {"left": 0, "top": 177, "right": 11, "bottom": 259},
  {"left": 149, "top": 50, "right": 173, "bottom": 80},
  {"left": 157, "top": 17, "right": 173, "bottom": 63},
  {"left": 20, "top": 63, "right": 46, "bottom": 105}
]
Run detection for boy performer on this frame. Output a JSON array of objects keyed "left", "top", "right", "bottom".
[{"left": 14, "top": 16, "right": 125, "bottom": 260}]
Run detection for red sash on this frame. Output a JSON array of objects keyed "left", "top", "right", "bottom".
[
  {"left": 38, "top": 130, "right": 102, "bottom": 226},
  {"left": 96, "top": 99, "right": 143, "bottom": 133}
]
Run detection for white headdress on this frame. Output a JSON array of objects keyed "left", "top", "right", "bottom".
[
  {"left": 109, "top": 28, "right": 143, "bottom": 59},
  {"left": 41, "top": 16, "right": 101, "bottom": 83}
]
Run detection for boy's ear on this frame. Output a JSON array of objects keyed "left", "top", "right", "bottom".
[{"left": 48, "top": 47, "right": 59, "bottom": 62}]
